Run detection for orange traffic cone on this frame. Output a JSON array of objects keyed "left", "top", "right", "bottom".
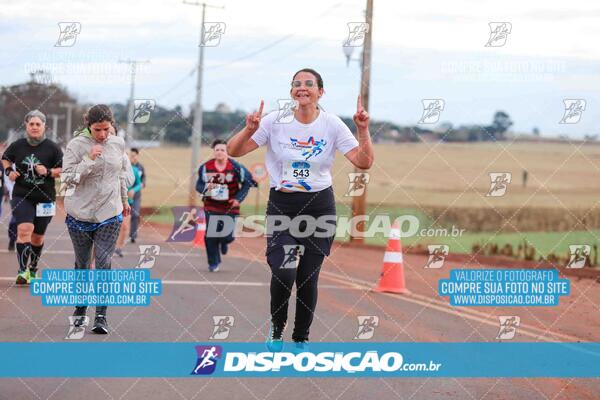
[
  {"left": 374, "top": 220, "right": 409, "bottom": 294},
  {"left": 193, "top": 215, "right": 206, "bottom": 248}
]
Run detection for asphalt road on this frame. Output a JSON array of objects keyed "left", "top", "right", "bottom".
[{"left": 0, "top": 208, "right": 598, "bottom": 400}]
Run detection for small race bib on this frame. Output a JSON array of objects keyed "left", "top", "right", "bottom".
[
  {"left": 207, "top": 184, "right": 229, "bottom": 201},
  {"left": 36, "top": 202, "right": 56, "bottom": 217},
  {"left": 280, "top": 160, "right": 323, "bottom": 191}
]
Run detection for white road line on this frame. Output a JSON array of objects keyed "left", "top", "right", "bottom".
[
  {"left": 163, "top": 279, "right": 357, "bottom": 290},
  {"left": 0, "top": 277, "right": 357, "bottom": 290},
  {"left": 320, "top": 270, "right": 584, "bottom": 343},
  {"left": 0, "top": 248, "right": 586, "bottom": 342},
  {"left": 0, "top": 249, "right": 205, "bottom": 258}
]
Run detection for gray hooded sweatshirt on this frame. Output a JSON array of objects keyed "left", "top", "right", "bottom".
[{"left": 62, "top": 129, "right": 129, "bottom": 222}]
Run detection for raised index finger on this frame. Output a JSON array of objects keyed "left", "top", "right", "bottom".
[
  {"left": 258, "top": 100, "right": 264, "bottom": 116},
  {"left": 357, "top": 95, "right": 363, "bottom": 112}
]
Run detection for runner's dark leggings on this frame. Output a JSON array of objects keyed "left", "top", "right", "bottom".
[
  {"left": 266, "top": 187, "right": 335, "bottom": 342},
  {"left": 68, "top": 221, "right": 121, "bottom": 317},
  {"left": 268, "top": 248, "right": 325, "bottom": 342}
]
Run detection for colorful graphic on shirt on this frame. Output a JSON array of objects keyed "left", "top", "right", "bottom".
[
  {"left": 21, "top": 154, "right": 45, "bottom": 185},
  {"left": 281, "top": 180, "right": 312, "bottom": 191},
  {"left": 288, "top": 136, "right": 327, "bottom": 160}
]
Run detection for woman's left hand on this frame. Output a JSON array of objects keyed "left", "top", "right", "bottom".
[
  {"left": 35, "top": 164, "right": 48, "bottom": 176},
  {"left": 123, "top": 202, "right": 131, "bottom": 217},
  {"left": 353, "top": 95, "right": 370, "bottom": 133}
]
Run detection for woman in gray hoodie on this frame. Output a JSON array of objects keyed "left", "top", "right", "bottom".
[{"left": 62, "top": 104, "right": 131, "bottom": 334}]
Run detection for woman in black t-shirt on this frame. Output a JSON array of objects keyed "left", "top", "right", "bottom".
[{"left": 1, "top": 110, "right": 63, "bottom": 284}]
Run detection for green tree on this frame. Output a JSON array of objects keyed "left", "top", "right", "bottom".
[{"left": 0, "top": 79, "right": 79, "bottom": 142}]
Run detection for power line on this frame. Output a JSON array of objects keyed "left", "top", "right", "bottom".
[
  {"left": 156, "top": 66, "right": 196, "bottom": 101},
  {"left": 205, "top": 34, "right": 294, "bottom": 70},
  {"left": 157, "top": 2, "right": 344, "bottom": 102},
  {"left": 206, "top": 2, "right": 343, "bottom": 70}
]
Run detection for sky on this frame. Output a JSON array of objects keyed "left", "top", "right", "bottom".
[{"left": 0, "top": 0, "right": 599, "bottom": 137}]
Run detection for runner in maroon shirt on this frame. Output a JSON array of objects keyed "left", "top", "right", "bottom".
[{"left": 196, "top": 139, "right": 256, "bottom": 272}]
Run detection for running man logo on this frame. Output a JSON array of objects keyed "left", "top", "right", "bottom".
[
  {"left": 496, "top": 316, "right": 520, "bottom": 340},
  {"left": 191, "top": 345, "right": 222, "bottom": 375},
  {"left": 132, "top": 99, "right": 156, "bottom": 124},
  {"left": 281, "top": 245, "right": 305, "bottom": 269},
  {"left": 275, "top": 99, "right": 299, "bottom": 124},
  {"left": 566, "top": 245, "right": 590, "bottom": 269},
  {"left": 345, "top": 173, "right": 370, "bottom": 197},
  {"left": 210, "top": 316, "right": 235, "bottom": 340},
  {"left": 354, "top": 315, "right": 379, "bottom": 340},
  {"left": 424, "top": 245, "right": 449, "bottom": 269},
  {"left": 485, "top": 22, "right": 512, "bottom": 47},
  {"left": 486, "top": 172, "right": 512, "bottom": 197},
  {"left": 55, "top": 22, "right": 81, "bottom": 47},
  {"left": 168, "top": 207, "right": 203, "bottom": 242},
  {"left": 418, "top": 99, "right": 445, "bottom": 124},
  {"left": 288, "top": 137, "right": 327, "bottom": 161},
  {"left": 137, "top": 245, "right": 161, "bottom": 269},
  {"left": 559, "top": 99, "right": 586, "bottom": 124},
  {"left": 65, "top": 316, "right": 89, "bottom": 340},
  {"left": 201, "top": 22, "right": 226, "bottom": 47},
  {"left": 344, "top": 22, "right": 369, "bottom": 47}
]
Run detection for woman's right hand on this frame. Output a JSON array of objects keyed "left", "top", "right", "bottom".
[
  {"left": 122, "top": 202, "right": 131, "bottom": 217},
  {"left": 89, "top": 144, "right": 103, "bottom": 160},
  {"left": 244, "top": 100, "right": 264, "bottom": 135}
]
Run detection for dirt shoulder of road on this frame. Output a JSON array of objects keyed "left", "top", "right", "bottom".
[{"left": 145, "top": 218, "right": 600, "bottom": 342}]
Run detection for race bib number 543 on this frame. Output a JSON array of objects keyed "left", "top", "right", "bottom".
[{"left": 282, "top": 160, "right": 317, "bottom": 182}]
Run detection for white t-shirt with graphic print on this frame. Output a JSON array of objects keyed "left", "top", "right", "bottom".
[{"left": 250, "top": 109, "right": 359, "bottom": 192}]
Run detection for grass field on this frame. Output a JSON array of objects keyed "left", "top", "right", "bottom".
[
  {"left": 138, "top": 142, "right": 600, "bottom": 209},
  {"left": 142, "top": 203, "right": 600, "bottom": 258},
  {"left": 137, "top": 142, "right": 600, "bottom": 255}
]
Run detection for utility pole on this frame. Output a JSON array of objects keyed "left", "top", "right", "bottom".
[
  {"left": 184, "top": 0, "right": 224, "bottom": 207},
  {"left": 119, "top": 59, "right": 149, "bottom": 145},
  {"left": 59, "top": 102, "right": 76, "bottom": 143},
  {"left": 350, "top": 0, "right": 373, "bottom": 244},
  {"left": 48, "top": 113, "right": 64, "bottom": 142}
]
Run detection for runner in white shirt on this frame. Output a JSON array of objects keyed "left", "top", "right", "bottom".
[
  {"left": 251, "top": 101, "right": 360, "bottom": 192},
  {"left": 228, "top": 68, "right": 374, "bottom": 352}
]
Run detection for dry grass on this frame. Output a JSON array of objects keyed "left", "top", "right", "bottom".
[{"left": 138, "top": 142, "right": 600, "bottom": 211}]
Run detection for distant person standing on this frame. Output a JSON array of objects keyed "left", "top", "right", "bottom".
[
  {"left": 195, "top": 139, "right": 256, "bottom": 272},
  {"left": 115, "top": 149, "right": 143, "bottom": 257},
  {"left": 522, "top": 169, "right": 528, "bottom": 188},
  {"left": 1, "top": 110, "right": 63, "bottom": 284},
  {"left": 2, "top": 162, "right": 17, "bottom": 251},
  {"left": 128, "top": 148, "right": 145, "bottom": 244}
]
